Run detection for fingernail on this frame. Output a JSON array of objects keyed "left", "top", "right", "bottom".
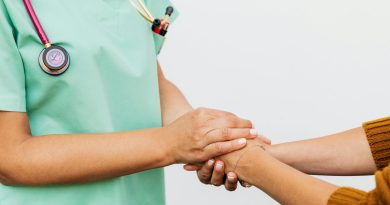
[
  {"left": 237, "top": 138, "right": 247, "bottom": 145},
  {"left": 216, "top": 162, "right": 223, "bottom": 170},
  {"left": 243, "top": 182, "right": 252, "bottom": 188},
  {"left": 250, "top": 129, "right": 258, "bottom": 136},
  {"left": 227, "top": 173, "right": 235, "bottom": 180},
  {"left": 208, "top": 159, "right": 215, "bottom": 166}
]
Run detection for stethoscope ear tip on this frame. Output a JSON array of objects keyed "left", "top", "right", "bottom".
[{"left": 165, "top": 6, "right": 174, "bottom": 16}]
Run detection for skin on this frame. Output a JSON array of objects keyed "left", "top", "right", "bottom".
[
  {"left": 184, "top": 134, "right": 271, "bottom": 190},
  {"left": 184, "top": 134, "right": 271, "bottom": 191},
  {"left": 269, "top": 127, "right": 377, "bottom": 175},
  {"left": 191, "top": 127, "right": 377, "bottom": 204},
  {"left": 158, "top": 62, "right": 249, "bottom": 190},
  {"left": 188, "top": 127, "right": 376, "bottom": 178},
  {"left": 158, "top": 61, "right": 257, "bottom": 190},
  {"left": 0, "top": 62, "right": 257, "bottom": 186},
  {"left": 157, "top": 62, "right": 193, "bottom": 126},
  {"left": 217, "top": 140, "right": 339, "bottom": 205}
]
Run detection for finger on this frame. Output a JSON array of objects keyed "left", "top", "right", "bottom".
[
  {"left": 258, "top": 134, "right": 271, "bottom": 145},
  {"left": 209, "top": 109, "right": 237, "bottom": 118},
  {"left": 239, "top": 180, "right": 253, "bottom": 188},
  {"left": 183, "top": 164, "right": 202, "bottom": 171},
  {"left": 210, "top": 116, "right": 252, "bottom": 129},
  {"left": 197, "top": 159, "right": 215, "bottom": 184},
  {"left": 207, "top": 128, "right": 258, "bottom": 144},
  {"left": 235, "top": 118, "right": 253, "bottom": 128},
  {"left": 225, "top": 172, "right": 238, "bottom": 191},
  {"left": 210, "top": 161, "right": 225, "bottom": 186},
  {"left": 204, "top": 138, "right": 247, "bottom": 158}
]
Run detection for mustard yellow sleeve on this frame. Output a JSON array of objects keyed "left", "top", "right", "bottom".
[
  {"left": 363, "top": 116, "right": 390, "bottom": 170},
  {"left": 328, "top": 117, "right": 390, "bottom": 205},
  {"left": 328, "top": 187, "right": 366, "bottom": 205},
  {"left": 328, "top": 166, "right": 390, "bottom": 205}
]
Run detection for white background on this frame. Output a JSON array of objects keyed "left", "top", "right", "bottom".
[{"left": 159, "top": 0, "right": 390, "bottom": 204}]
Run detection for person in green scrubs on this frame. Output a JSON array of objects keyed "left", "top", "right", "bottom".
[{"left": 0, "top": 0, "right": 260, "bottom": 205}]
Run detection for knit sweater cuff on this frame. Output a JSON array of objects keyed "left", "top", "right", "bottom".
[
  {"left": 363, "top": 117, "right": 390, "bottom": 170},
  {"left": 328, "top": 187, "right": 366, "bottom": 205}
]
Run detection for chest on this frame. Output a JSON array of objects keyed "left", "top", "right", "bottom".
[
  {"left": 17, "top": 0, "right": 153, "bottom": 52},
  {"left": 4, "top": 0, "right": 159, "bottom": 109},
  {"left": 8, "top": 0, "right": 157, "bottom": 79}
]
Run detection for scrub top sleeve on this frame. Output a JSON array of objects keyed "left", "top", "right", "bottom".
[
  {"left": 146, "top": 0, "right": 179, "bottom": 55},
  {"left": 0, "top": 2, "right": 27, "bottom": 112}
]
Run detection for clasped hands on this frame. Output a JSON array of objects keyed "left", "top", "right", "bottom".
[{"left": 163, "top": 107, "right": 270, "bottom": 191}]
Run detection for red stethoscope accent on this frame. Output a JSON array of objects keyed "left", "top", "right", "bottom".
[
  {"left": 23, "top": 0, "right": 70, "bottom": 76},
  {"left": 22, "top": 0, "right": 173, "bottom": 76},
  {"left": 23, "top": 0, "right": 51, "bottom": 47},
  {"left": 128, "top": 0, "right": 174, "bottom": 36}
]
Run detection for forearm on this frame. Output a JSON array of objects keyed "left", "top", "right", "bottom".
[
  {"left": 160, "top": 79, "right": 193, "bottom": 125},
  {"left": 236, "top": 147, "right": 338, "bottom": 205},
  {"left": 158, "top": 62, "right": 193, "bottom": 126},
  {"left": 1, "top": 128, "right": 173, "bottom": 186},
  {"left": 268, "top": 127, "right": 376, "bottom": 175}
]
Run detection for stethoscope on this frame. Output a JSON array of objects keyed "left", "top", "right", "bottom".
[{"left": 23, "top": 0, "right": 174, "bottom": 76}]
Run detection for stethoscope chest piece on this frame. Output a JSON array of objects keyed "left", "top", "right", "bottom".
[
  {"left": 23, "top": 0, "right": 70, "bottom": 76},
  {"left": 38, "top": 45, "right": 70, "bottom": 76}
]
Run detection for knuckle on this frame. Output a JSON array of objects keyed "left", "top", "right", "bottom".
[
  {"left": 198, "top": 172, "right": 210, "bottom": 182},
  {"left": 244, "top": 128, "right": 251, "bottom": 137},
  {"left": 223, "top": 111, "right": 236, "bottom": 117},
  {"left": 226, "top": 117, "right": 238, "bottom": 126},
  {"left": 195, "top": 107, "right": 203, "bottom": 113},
  {"left": 193, "top": 109, "right": 211, "bottom": 127},
  {"left": 214, "top": 143, "right": 225, "bottom": 155},
  {"left": 220, "top": 128, "right": 229, "bottom": 140},
  {"left": 247, "top": 120, "right": 253, "bottom": 128},
  {"left": 194, "top": 140, "right": 203, "bottom": 149},
  {"left": 195, "top": 107, "right": 207, "bottom": 116}
]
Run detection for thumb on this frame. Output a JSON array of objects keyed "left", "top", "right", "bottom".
[
  {"left": 258, "top": 134, "right": 271, "bottom": 145},
  {"left": 204, "top": 138, "right": 247, "bottom": 158},
  {"left": 183, "top": 164, "right": 202, "bottom": 171}
]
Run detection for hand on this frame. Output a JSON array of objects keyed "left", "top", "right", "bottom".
[
  {"left": 163, "top": 108, "right": 257, "bottom": 164},
  {"left": 216, "top": 138, "right": 269, "bottom": 173},
  {"left": 183, "top": 135, "right": 271, "bottom": 191}
]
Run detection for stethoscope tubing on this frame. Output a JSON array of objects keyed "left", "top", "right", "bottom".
[
  {"left": 23, "top": 0, "right": 50, "bottom": 46},
  {"left": 21, "top": 0, "right": 170, "bottom": 76}
]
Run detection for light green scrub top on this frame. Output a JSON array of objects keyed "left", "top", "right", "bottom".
[{"left": 0, "top": 0, "right": 178, "bottom": 204}]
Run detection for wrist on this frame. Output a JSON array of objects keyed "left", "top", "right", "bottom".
[
  {"left": 235, "top": 146, "right": 268, "bottom": 181},
  {"left": 267, "top": 144, "right": 280, "bottom": 159},
  {"left": 159, "top": 126, "right": 180, "bottom": 165},
  {"left": 268, "top": 143, "right": 292, "bottom": 165}
]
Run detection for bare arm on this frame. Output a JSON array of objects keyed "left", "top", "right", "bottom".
[
  {"left": 0, "top": 108, "right": 256, "bottom": 186},
  {"left": 269, "top": 127, "right": 377, "bottom": 175},
  {"left": 157, "top": 61, "right": 193, "bottom": 126},
  {"left": 0, "top": 112, "right": 172, "bottom": 186},
  {"left": 218, "top": 140, "right": 339, "bottom": 205},
  {"left": 156, "top": 62, "right": 262, "bottom": 190},
  {"left": 0, "top": 63, "right": 255, "bottom": 187}
]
